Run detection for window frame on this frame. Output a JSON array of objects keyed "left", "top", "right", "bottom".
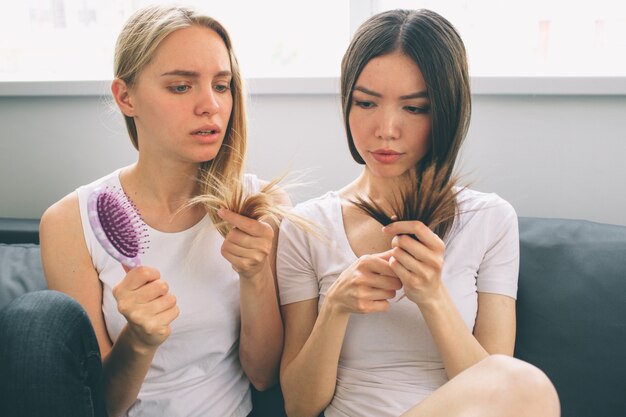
[{"left": 2, "top": 76, "right": 626, "bottom": 97}]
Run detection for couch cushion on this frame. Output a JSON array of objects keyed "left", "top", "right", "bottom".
[
  {"left": 515, "top": 217, "right": 626, "bottom": 417},
  {"left": 0, "top": 244, "right": 47, "bottom": 310}
]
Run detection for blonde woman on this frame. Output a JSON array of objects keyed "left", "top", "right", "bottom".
[
  {"left": 277, "top": 9, "right": 560, "bottom": 417},
  {"left": 0, "top": 6, "right": 285, "bottom": 417}
]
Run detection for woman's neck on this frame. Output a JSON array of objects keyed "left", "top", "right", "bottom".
[
  {"left": 120, "top": 158, "right": 201, "bottom": 217},
  {"left": 340, "top": 168, "right": 406, "bottom": 212}
]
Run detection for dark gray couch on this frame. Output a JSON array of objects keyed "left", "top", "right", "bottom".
[
  {"left": 514, "top": 218, "right": 626, "bottom": 417},
  {"left": 1, "top": 217, "right": 625, "bottom": 417}
]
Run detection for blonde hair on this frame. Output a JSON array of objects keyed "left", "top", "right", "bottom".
[
  {"left": 115, "top": 6, "right": 318, "bottom": 235},
  {"left": 114, "top": 5, "right": 247, "bottom": 229},
  {"left": 189, "top": 174, "right": 318, "bottom": 238}
]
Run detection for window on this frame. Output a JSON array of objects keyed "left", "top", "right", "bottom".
[
  {"left": 0, "top": 0, "right": 350, "bottom": 81},
  {"left": 1, "top": 0, "right": 624, "bottom": 90},
  {"left": 372, "top": 0, "right": 626, "bottom": 76}
]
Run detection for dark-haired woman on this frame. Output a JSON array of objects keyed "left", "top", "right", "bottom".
[{"left": 276, "top": 9, "right": 560, "bottom": 417}]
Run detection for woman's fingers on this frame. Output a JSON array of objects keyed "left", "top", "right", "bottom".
[
  {"left": 221, "top": 232, "right": 271, "bottom": 259},
  {"left": 326, "top": 253, "right": 405, "bottom": 315},
  {"left": 381, "top": 223, "right": 445, "bottom": 277},
  {"left": 219, "top": 211, "right": 275, "bottom": 278},
  {"left": 116, "top": 266, "right": 160, "bottom": 292},
  {"left": 217, "top": 208, "right": 274, "bottom": 240},
  {"left": 389, "top": 244, "right": 432, "bottom": 273},
  {"left": 382, "top": 220, "right": 445, "bottom": 253},
  {"left": 221, "top": 237, "right": 271, "bottom": 277},
  {"left": 113, "top": 265, "right": 179, "bottom": 347},
  {"left": 389, "top": 252, "right": 424, "bottom": 281},
  {"left": 132, "top": 279, "right": 170, "bottom": 304},
  {"left": 377, "top": 222, "right": 446, "bottom": 305}
]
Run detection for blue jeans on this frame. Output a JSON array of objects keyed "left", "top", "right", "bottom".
[{"left": 0, "top": 290, "right": 107, "bottom": 417}]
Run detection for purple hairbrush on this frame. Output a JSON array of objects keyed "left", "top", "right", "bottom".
[{"left": 87, "top": 186, "right": 148, "bottom": 269}]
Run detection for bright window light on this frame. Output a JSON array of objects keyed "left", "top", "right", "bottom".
[
  {"left": 371, "top": 0, "right": 626, "bottom": 76},
  {"left": 0, "top": 0, "right": 624, "bottom": 82},
  {"left": 0, "top": 0, "right": 350, "bottom": 81}
]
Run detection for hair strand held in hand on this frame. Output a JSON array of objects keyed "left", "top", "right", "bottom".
[
  {"left": 189, "top": 172, "right": 318, "bottom": 238},
  {"left": 352, "top": 163, "right": 463, "bottom": 239}
]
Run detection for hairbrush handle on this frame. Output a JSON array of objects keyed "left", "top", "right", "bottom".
[{"left": 87, "top": 187, "right": 145, "bottom": 269}]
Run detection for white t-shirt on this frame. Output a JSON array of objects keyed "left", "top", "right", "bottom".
[
  {"left": 277, "top": 188, "right": 519, "bottom": 417},
  {"left": 77, "top": 169, "right": 261, "bottom": 417}
]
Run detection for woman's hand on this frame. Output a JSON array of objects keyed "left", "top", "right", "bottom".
[
  {"left": 325, "top": 251, "right": 402, "bottom": 316},
  {"left": 112, "top": 265, "right": 179, "bottom": 352},
  {"left": 218, "top": 208, "right": 275, "bottom": 280},
  {"left": 382, "top": 220, "right": 446, "bottom": 306}
]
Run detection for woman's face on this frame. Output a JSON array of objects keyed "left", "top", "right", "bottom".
[
  {"left": 348, "top": 52, "right": 432, "bottom": 179},
  {"left": 124, "top": 25, "right": 233, "bottom": 165}
]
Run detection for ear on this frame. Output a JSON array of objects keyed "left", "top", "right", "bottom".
[{"left": 111, "top": 78, "right": 135, "bottom": 117}]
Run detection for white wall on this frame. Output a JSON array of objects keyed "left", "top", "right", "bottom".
[
  {"left": 461, "top": 95, "right": 626, "bottom": 225},
  {"left": 1, "top": 91, "right": 625, "bottom": 226}
]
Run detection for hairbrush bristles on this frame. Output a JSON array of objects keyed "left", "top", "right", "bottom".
[{"left": 87, "top": 186, "right": 149, "bottom": 269}]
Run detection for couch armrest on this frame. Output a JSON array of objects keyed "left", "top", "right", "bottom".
[
  {"left": 515, "top": 217, "right": 626, "bottom": 417},
  {"left": 0, "top": 218, "right": 40, "bottom": 244}
]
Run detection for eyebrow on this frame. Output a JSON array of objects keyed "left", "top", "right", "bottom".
[
  {"left": 353, "top": 85, "right": 429, "bottom": 100},
  {"left": 161, "top": 69, "right": 232, "bottom": 78}
]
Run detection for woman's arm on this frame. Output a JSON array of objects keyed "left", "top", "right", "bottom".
[
  {"left": 40, "top": 193, "right": 178, "bottom": 417},
  {"left": 218, "top": 196, "right": 287, "bottom": 390},
  {"left": 414, "top": 286, "right": 514, "bottom": 378},
  {"left": 280, "top": 254, "right": 401, "bottom": 417},
  {"left": 383, "top": 221, "right": 516, "bottom": 379},
  {"left": 280, "top": 298, "right": 349, "bottom": 417},
  {"left": 473, "top": 293, "right": 516, "bottom": 353}
]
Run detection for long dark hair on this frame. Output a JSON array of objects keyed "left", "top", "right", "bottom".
[{"left": 341, "top": 9, "right": 471, "bottom": 239}]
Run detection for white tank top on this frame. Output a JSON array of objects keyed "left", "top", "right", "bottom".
[{"left": 77, "top": 168, "right": 259, "bottom": 417}]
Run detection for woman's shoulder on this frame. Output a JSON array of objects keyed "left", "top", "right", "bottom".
[
  {"left": 43, "top": 170, "right": 119, "bottom": 232},
  {"left": 76, "top": 168, "right": 123, "bottom": 195},
  {"left": 279, "top": 191, "right": 341, "bottom": 242},
  {"left": 42, "top": 168, "right": 126, "bottom": 248},
  {"left": 40, "top": 191, "right": 83, "bottom": 255},
  {"left": 450, "top": 187, "right": 518, "bottom": 241},
  {"left": 291, "top": 191, "right": 340, "bottom": 217},
  {"left": 41, "top": 191, "right": 80, "bottom": 228},
  {"left": 456, "top": 187, "right": 516, "bottom": 218},
  {"left": 245, "top": 173, "right": 292, "bottom": 207},
  {"left": 243, "top": 172, "right": 260, "bottom": 192}
]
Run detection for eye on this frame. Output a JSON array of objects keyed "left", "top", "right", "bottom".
[
  {"left": 354, "top": 100, "right": 375, "bottom": 109},
  {"left": 214, "top": 84, "right": 231, "bottom": 93},
  {"left": 405, "top": 105, "right": 430, "bottom": 115},
  {"left": 168, "top": 85, "right": 190, "bottom": 94}
]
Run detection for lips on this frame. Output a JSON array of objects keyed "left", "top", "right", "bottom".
[
  {"left": 192, "top": 124, "right": 220, "bottom": 135},
  {"left": 371, "top": 149, "right": 403, "bottom": 164},
  {"left": 191, "top": 124, "right": 221, "bottom": 143}
]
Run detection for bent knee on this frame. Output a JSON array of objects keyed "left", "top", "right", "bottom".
[
  {"left": 0, "top": 290, "right": 90, "bottom": 341},
  {"left": 479, "top": 355, "right": 560, "bottom": 416},
  {"left": 481, "top": 355, "right": 552, "bottom": 390}
]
